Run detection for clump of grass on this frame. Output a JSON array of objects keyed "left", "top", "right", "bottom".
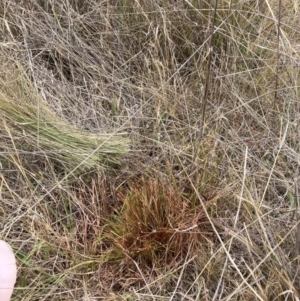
[
  {"left": 0, "top": 64, "right": 130, "bottom": 173},
  {"left": 106, "top": 178, "right": 213, "bottom": 265}
]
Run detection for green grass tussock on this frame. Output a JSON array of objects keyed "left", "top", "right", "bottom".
[{"left": 0, "top": 64, "right": 129, "bottom": 173}]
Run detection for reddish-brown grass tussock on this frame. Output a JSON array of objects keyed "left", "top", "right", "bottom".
[{"left": 107, "top": 178, "right": 214, "bottom": 265}]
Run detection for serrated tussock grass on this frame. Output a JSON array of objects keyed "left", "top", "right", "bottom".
[{"left": 0, "top": 64, "right": 130, "bottom": 173}]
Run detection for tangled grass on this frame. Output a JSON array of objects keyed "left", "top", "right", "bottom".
[{"left": 1, "top": 0, "right": 300, "bottom": 300}]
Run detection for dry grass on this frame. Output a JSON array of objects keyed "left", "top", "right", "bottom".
[{"left": 1, "top": 0, "right": 300, "bottom": 300}]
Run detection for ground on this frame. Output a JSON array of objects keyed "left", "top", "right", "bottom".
[{"left": 0, "top": 1, "right": 300, "bottom": 300}]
